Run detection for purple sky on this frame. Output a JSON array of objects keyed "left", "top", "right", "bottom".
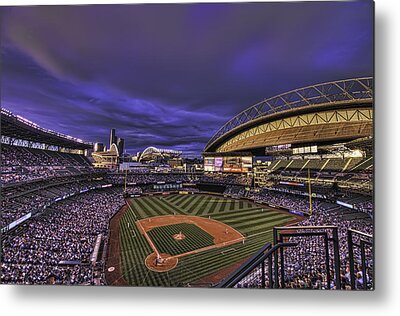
[{"left": 0, "top": 1, "right": 373, "bottom": 157}]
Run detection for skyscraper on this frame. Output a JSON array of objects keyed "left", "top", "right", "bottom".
[
  {"left": 117, "top": 137, "right": 125, "bottom": 155},
  {"left": 109, "top": 128, "right": 116, "bottom": 150}
]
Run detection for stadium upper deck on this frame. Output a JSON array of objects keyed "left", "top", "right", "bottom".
[{"left": 1, "top": 108, "right": 92, "bottom": 151}]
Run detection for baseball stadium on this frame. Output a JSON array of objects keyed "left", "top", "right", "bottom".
[
  {"left": 1, "top": 1, "right": 374, "bottom": 291},
  {"left": 1, "top": 77, "right": 374, "bottom": 289}
]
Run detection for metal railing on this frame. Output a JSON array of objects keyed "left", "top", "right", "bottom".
[
  {"left": 216, "top": 242, "right": 297, "bottom": 288},
  {"left": 217, "top": 225, "right": 345, "bottom": 289},
  {"left": 347, "top": 229, "right": 374, "bottom": 290},
  {"left": 273, "top": 226, "right": 341, "bottom": 289}
]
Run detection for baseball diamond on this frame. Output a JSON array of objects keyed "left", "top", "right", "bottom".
[
  {"left": 106, "top": 194, "right": 300, "bottom": 287},
  {"left": 147, "top": 223, "right": 214, "bottom": 256}
]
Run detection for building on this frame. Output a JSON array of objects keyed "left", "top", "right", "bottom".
[{"left": 92, "top": 128, "right": 124, "bottom": 169}]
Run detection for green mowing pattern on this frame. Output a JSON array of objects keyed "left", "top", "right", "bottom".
[
  {"left": 119, "top": 194, "right": 297, "bottom": 286},
  {"left": 147, "top": 223, "right": 214, "bottom": 256}
]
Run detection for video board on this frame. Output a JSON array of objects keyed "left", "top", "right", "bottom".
[
  {"left": 204, "top": 155, "right": 253, "bottom": 173},
  {"left": 241, "top": 157, "right": 253, "bottom": 172},
  {"left": 223, "top": 156, "right": 243, "bottom": 172}
]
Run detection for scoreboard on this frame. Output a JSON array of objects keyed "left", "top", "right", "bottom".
[{"left": 204, "top": 155, "right": 252, "bottom": 173}]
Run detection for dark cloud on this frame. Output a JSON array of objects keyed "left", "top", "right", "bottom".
[{"left": 0, "top": 2, "right": 373, "bottom": 156}]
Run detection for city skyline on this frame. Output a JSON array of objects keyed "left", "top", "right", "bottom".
[{"left": 1, "top": 1, "right": 373, "bottom": 156}]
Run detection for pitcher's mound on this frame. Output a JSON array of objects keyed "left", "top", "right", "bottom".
[
  {"left": 172, "top": 232, "right": 186, "bottom": 240},
  {"left": 145, "top": 253, "right": 178, "bottom": 272}
]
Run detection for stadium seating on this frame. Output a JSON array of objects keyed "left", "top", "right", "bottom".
[
  {"left": 1, "top": 144, "right": 94, "bottom": 186},
  {"left": 200, "top": 173, "right": 252, "bottom": 186},
  {"left": 1, "top": 177, "right": 109, "bottom": 228},
  {"left": 1, "top": 188, "right": 124, "bottom": 285},
  {"left": 1, "top": 140, "right": 373, "bottom": 288},
  {"left": 266, "top": 157, "right": 370, "bottom": 173}
]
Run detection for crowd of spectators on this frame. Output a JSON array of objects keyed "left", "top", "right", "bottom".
[
  {"left": 223, "top": 185, "right": 245, "bottom": 198},
  {"left": 1, "top": 144, "right": 91, "bottom": 167},
  {"left": 106, "top": 171, "right": 252, "bottom": 187},
  {"left": 248, "top": 189, "right": 319, "bottom": 212},
  {"left": 124, "top": 186, "right": 143, "bottom": 195},
  {"left": 236, "top": 190, "right": 373, "bottom": 290},
  {"left": 107, "top": 173, "right": 195, "bottom": 185},
  {"left": 1, "top": 178, "right": 108, "bottom": 229},
  {"left": 200, "top": 173, "right": 252, "bottom": 186},
  {"left": 355, "top": 200, "right": 373, "bottom": 214},
  {"left": 1, "top": 144, "right": 94, "bottom": 185},
  {"left": 334, "top": 192, "right": 374, "bottom": 217},
  {"left": 1, "top": 188, "right": 125, "bottom": 285}
]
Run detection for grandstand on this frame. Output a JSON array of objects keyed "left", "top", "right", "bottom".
[
  {"left": 202, "top": 78, "right": 374, "bottom": 289},
  {"left": 1, "top": 109, "right": 112, "bottom": 284},
  {"left": 1, "top": 78, "right": 373, "bottom": 289}
]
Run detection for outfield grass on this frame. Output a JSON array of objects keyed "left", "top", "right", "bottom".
[{"left": 119, "top": 194, "right": 297, "bottom": 286}]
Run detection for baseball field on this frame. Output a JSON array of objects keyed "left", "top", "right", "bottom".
[{"left": 106, "top": 193, "right": 300, "bottom": 287}]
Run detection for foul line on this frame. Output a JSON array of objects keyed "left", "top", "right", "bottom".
[
  {"left": 136, "top": 221, "right": 161, "bottom": 258},
  {"left": 127, "top": 199, "right": 160, "bottom": 257},
  {"left": 170, "top": 236, "right": 245, "bottom": 259},
  {"left": 221, "top": 248, "right": 237, "bottom": 255}
]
